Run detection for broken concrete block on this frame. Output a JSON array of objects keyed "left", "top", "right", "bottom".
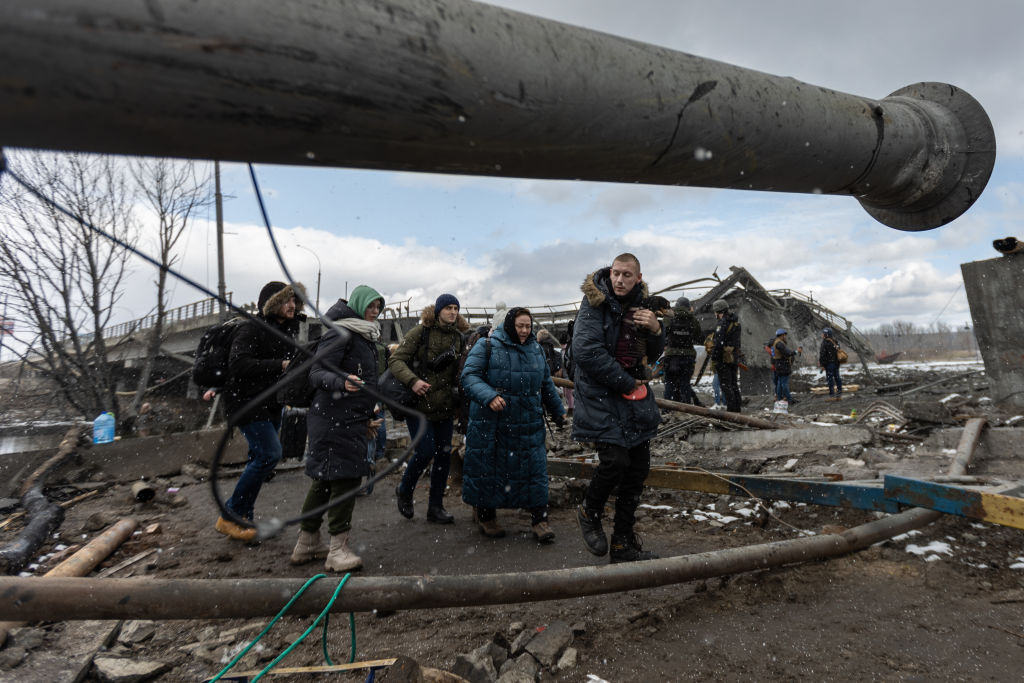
[
  {"left": 92, "top": 656, "right": 169, "bottom": 682},
  {"left": 524, "top": 620, "right": 572, "bottom": 668},
  {"left": 118, "top": 620, "right": 157, "bottom": 645},
  {"left": 452, "top": 647, "right": 497, "bottom": 683}
]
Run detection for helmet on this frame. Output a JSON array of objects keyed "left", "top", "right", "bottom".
[
  {"left": 712, "top": 299, "right": 729, "bottom": 313},
  {"left": 822, "top": 327, "right": 833, "bottom": 337},
  {"left": 775, "top": 328, "right": 787, "bottom": 336},
  {"left": 675, "top": 297, "right": 691, "bottom": 309}
]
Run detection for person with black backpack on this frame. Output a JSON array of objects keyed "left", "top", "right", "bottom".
[
  {"left": 214, "top": 281, "right": 304, "bottom": 543},
  {"left": 291, "top": 285, "right": 385, "bottom": 572}
]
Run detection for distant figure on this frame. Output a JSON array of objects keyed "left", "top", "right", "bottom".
[
  {"left": 819, "top": 327, "right": 844, "bottom": 399},
  {"left": 572, "top": 253, "right": 664, "bottom": 563},
  {"left": 771, "top": 328, "right": 801, "bottom": 404},
  {"left": 390, "top": 294, "right": 469, "bottom": 524},
  {"left": 710, "top": 298, "right": 742, "bottom": 413},
  {"left": 663, "top": 297, "right": 703, "bottom": 406},
  {"left": 292, "top": 285, "right": 385, "bottom": 572},
  {"left": 215, "top": 281, "right": 304, "bottom": 543},
  {"left": 558, "top": 322, "right": 576, "bottom": 416},
  {"left": 460, "top": 308, "right": 565, "bottom": 542}
]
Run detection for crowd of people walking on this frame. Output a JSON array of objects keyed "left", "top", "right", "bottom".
[{"left": 205, "top": 255, "right": 847, "bottom": 571}]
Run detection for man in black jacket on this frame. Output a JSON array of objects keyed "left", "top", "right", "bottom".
[
  {"left": 663, "top": 297, "right": 703, "bottom": 405},
  {"left": 215, "top": 281, "right": 303, "bottom": 542},
  {"left": 572, "top": 253, "right": 664, "bottom": 563},
  {"left": 710, "top": 298, "right": 742, "bottom": 413}
]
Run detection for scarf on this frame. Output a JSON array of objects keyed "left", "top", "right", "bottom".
[{"left": 333, "top": 318, "right": 381, "bottom": 342}]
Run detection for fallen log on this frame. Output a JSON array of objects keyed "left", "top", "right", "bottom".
[{"left": 18, "top": 426, "right": 86, "bottom": 497}]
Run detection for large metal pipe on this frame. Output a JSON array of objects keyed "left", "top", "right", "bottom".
[
  {"left": 0, "top": 0, "right": 994, "bottom": 231},
  {"left": 0, "top": 418, "right": 984, "bottom": 623}
]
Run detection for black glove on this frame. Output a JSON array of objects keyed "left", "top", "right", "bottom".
[{"left": 553, "top": 414, "right": 566, "bottom": 430}]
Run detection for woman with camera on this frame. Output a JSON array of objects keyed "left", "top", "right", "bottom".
[{"left": 390, "top": 294, "right": 470, "bottom": 523}]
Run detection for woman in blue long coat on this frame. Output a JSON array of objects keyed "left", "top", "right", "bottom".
[{"left": 460, "top": 307, "right": 566, "bottom": 542}]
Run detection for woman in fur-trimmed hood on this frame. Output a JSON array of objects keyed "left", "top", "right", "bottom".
[{"left": 389, "top": 294, "right": 470, "bottom": 524}]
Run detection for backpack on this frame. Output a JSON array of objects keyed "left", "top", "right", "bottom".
[{"left": 192, "top": 317, "right": 245, "bottom": 388}]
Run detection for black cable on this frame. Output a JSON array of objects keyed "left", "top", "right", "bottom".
[{"left": 1, "top": 155, "right": 426, "bottom": 540}]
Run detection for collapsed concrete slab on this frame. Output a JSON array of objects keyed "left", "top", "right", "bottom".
[{"left": 688, "top": 425, "right": 873, "bottom": 452}]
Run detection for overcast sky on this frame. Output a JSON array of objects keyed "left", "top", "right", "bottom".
[{"left": 122, "top": 0, "right": 1023, "bottom": 331}]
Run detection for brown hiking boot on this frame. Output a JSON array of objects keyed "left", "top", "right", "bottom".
[
  {"left": 215, "top": 516, "right": 257, "bottom": 543},
  {"left": 532, "top": 520, "right": 555, "bottom": 543},
  {"left": 474, "top": 511, "right": 506, "bottom": 538}
]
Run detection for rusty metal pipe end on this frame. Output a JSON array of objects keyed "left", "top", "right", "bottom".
[{"left": 858, "top": 82, "right": 995, "bottom": 231}]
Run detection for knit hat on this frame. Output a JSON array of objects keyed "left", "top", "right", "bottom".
[
  {"left": 434, "top": 293, "right": 460, "bottom": 317},
  {"left": 348, "top": 285, "right": 384, "bottom": 318}
]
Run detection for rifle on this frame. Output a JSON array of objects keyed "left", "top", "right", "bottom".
[{"left": 693, "top": 350, "right": 712, "bottom": 385}]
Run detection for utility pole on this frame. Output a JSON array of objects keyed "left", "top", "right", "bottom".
[{"left": 214, "top": 160, "right": 226, "bottom": 317}]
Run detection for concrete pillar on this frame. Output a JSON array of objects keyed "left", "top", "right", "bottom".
[{"left": 961, "top": 253, "right": 1024, "bottom": 409}]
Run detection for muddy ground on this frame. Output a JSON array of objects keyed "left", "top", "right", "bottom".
[{"left": 1, "top": 363, "right": 1023, "bottom": 682}]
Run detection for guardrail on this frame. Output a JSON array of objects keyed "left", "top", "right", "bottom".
[{"left": 77, "top": 294, "right": 233, "bottom": 345}]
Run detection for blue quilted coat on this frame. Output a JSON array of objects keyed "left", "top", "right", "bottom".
[{"left": 460, "top": 326, "right": 565, "bottom": 510}]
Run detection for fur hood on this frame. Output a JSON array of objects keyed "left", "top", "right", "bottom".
[
  {"left": 419, "top": 305, "right": 471, "bottom": 332},
  {"left": 262, "top": 282, "right": 307, "bottom": 318},
  {"left": 581, "top": 267, "right": 650, "bottom": 308}
]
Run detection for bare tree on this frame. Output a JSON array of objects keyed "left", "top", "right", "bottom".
[
  {"left": 0, "top": 151, "right": 137, "bottom": 417},
  {"left": 127, "top": 158, "right": 213, "bottom": 415}
]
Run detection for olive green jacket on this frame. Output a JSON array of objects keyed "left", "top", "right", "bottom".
[{"left": 388, "top": 306, "right": 470, "bottom": 420}]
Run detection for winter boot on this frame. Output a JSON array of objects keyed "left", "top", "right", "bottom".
[
  {"left": 290, "top": 529, "right": 328, "bottom": 565},
  {"left": 395, "top": 484, "right": 414, "bottom": 519},
  {"left": 576, "top": 505, "right": 608, "bottom": 556},
  {"left": 215, "top": 516, "right": 257, "bottom": 544},
  {"left": 474, "top": 510, "right": 506, "bottom": 538},
  {"left": 532, "top": 520, "right": 556, "bottom": 544},
  {"left": 609, "top": 533, "right": 660, "bottom": 563},
  {"left": 427, "top": 505, "right": 455, "bottom": 524},
  {"left": 324, "top": 533, "right": 362, "bottom": 572}
]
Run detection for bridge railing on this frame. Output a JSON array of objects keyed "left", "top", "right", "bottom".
[{"left": 77, "top": 294, "right": 232, "bottom": 345}]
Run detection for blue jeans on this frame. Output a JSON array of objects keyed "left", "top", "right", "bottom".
[
  {"left": 824, "top": 362, "right": 844, "bottom": 395},
  {"left": 398, "top": 418, "right": 454, "bottom": 508},
  {"left": 226, "top": 418, "right": 282, "bottom": 521},
  {"left": 776, "top": 374, "right": 792, "bottom": 402},
  {"left": 712, "top": 374, "right": 722, "bottom": 404}
]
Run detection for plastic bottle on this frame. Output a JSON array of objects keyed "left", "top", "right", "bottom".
[
  {"left": 93, "top": 411, "right": 116, "bottom": 444},
  {"left": 850, "top": 409, "right": 858, "bottom": 420}
]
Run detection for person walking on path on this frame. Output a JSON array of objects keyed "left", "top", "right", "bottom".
[
  {"left": 663, "top": 297, "right": 704, "bottom": 405},
  {"left": 572, "top": 253, "right": 664, "bottom": 563},
  {"left": 291, "top": 285, "right": 384, "bottom": 572},
  {"left": 391, "top": 294, "right": 469, "bottom": 523},
  {"left": 771, "top": 328, "right": 801, "bottom": 405},
  {"left": 460, "top": 308, "right": 566, "bottom": 542},
  {"left": 215, "top": 281, "right": 304, "bottom": 543},
  {"left": 819, "top": 327, "right": 845, "bottom": 399},
  {"left": 710, "top": 298, "right": 743, "bottom": 413}
]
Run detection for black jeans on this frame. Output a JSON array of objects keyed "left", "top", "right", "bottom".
[
  {"left": 665, "top": 355, "right": 701, "bottom": 405},
  {"left": 398, "top": 418, "right": 454, "bottom": 508},
  {"left": 718, "top": 363, "right": 742, "bottom": 413},
  {"left": 584, "top": 441, "right": 651, "bottom": 537}
]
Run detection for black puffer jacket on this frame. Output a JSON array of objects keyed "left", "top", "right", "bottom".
[
  {"left": 224, "top": 284, "right": 304, "bottom": 423},
  {"left": 820, "top": 337, "right": 841, "bottom": 365},
  {"left": 570, "top": 268, "right": 664, "bottom": 448},
  {"left": 305, "top": 299, "right": 380, "bottom": 481}
]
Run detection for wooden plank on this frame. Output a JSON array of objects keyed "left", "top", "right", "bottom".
[
  {"left": 215, "top": 658, "right": 397, "bottom": 680},
  {"left": 883, "top": 475, "right": 1024, "bottom": 530},
  {"left": 547, "top": 459, "right": 902, "bottom": 512}
]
